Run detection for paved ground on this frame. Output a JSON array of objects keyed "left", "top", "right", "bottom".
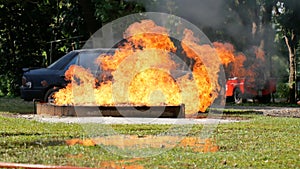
[
  {"left": 20, "top": 114, "right": 243, "bottom": 124},
  {"left": 224, "top": 105, "right": 300, "bottom": 118},
  {"left": 9, "top": 104, "right": 300, "bottom": 124}
]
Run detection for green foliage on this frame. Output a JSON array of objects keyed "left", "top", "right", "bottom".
[
  {"left": 0, "top": 0, "right": 145, "bottom": 97},
  {"left": 274, "top": 82, "right": 289, "bottom": 99},
  {"left": 0, "top": 0, "right": 86, "bottom": 96},
  {"left": 272, "top": 0, "right": 300, "bottom": 102},
  {"left": 273, "top": 0, "right": 300, "bottom": 35},
  {"left": 271, "top": 55, "right": 289, "bottom": 79},
  {"left": 0, "top": 1, "right": 43, "bottom": 95},
  {"left": 93, "top": 0, "right": 145, "bottom": 24}
]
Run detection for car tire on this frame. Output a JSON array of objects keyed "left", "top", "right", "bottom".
[
  {"left": 44, "top": 88, "right": 59, "bottom": 104},
  {"left": 233, "top": 88, "right": 243, "bottom": 104}
]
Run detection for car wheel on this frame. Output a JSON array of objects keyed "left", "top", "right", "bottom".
[
  {"left": 233, "top": 88, "right": 243, "bottom": 104},
  {"left": 44, "top": 88, "right": 59, "bottom": 104}
]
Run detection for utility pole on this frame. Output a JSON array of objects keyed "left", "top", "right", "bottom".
[{"left": 47, "top": 36, "right": 83, "bottom": 65}]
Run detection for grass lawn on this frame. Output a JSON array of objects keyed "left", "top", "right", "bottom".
[
  {"left": 0, "top": 97, "right": 299, "bottom": 168},
  {"left": 0, "top": 96, "right": 34, "bottom": 113}
]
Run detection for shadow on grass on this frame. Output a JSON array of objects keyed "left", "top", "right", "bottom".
[{"left": 0, "top": 97, "right": 34, "bottom": 114}]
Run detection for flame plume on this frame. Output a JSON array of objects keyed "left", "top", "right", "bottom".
[
  {"left": 214, "top": 42, "right": 268, "bottom": 90},
  {"left": 181, "top": 29, "right": 221, "bottom": 112},
  {"left": 54, "top": 20, "right": 224, "bottom": 115}
]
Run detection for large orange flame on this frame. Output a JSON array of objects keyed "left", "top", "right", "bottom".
[
  {"left": 181, "top": 29, "right": 221, "bottom": 112},
  {"left": 213, "top": 42, "right": 267, "bottom": 90},
  {"left": 54, "top": 65, "right": 96, "bottom": 105},
  {"left": 213, "top": 42, "right": 235, "bottom": 66},
  {"left": 54, "top": 20, "right": 224, "bottom": 115}
]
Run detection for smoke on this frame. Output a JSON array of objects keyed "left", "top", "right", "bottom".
[
  {"left": 136, "top": 3, "right": 275, "bottom": 57},
  {"left": 129, "top": 0, "right": 275, "bottom": 50},
  {"left": 131, "top": 0, "right": 226, "bottom": 27},
  {"left": 129, "top": 0, "right": 249, "bottom": 50}
]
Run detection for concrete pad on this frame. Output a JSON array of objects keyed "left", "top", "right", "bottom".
[{"left": 30, "top": 115, "right": 243, "bottom": 125}]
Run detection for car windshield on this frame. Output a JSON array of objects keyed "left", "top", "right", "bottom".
[{"left": 77, "top": 49, "right": 115, "bottom": 72}]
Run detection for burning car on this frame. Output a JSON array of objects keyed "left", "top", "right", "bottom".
[
  {"left": 21, "top": 20, "right": 231, "bottom": 116},
  {"left": 20, "top": 49, "right": 113, "bottom": 103},
  {"left": 213, "top": 42, "right": 277, "bottom": 104},
  {"left": 225, "top": 77, "right": 276, "bottom": 104}
]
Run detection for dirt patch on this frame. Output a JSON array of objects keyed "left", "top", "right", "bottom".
[
  {"left": 0, "top": 112, "right": 19, "bottom": 118},
  {"left": 263, "top": 108, "right": 300, "bottom": 118},
  {"left": 225, "top": 105, "right": 300, "bottom": 118},
  {"left": 195, "top": 113, "right": 251, "bottom": 120}
]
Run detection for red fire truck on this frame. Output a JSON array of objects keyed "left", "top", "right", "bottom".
[{"left": 226, "top": 77, "right": 276, "bottom": 104}]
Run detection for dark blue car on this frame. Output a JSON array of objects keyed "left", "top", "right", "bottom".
[{"left": 20, "top": 48, "right": 113, "bottom": 103}]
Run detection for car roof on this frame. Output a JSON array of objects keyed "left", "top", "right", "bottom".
[
  {"left": 74, "top": 48, "right": 116, "bottom": 53},
  {"left": 47, "top": 48, "right": 116, "bottom": 70}
]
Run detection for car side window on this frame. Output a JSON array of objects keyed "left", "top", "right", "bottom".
[{"left": 63, "top": 55, "right": 78, "bottom": 71}]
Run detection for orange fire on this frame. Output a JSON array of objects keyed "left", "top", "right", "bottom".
[
  {"left": 54, "top": 65, "right": 97, "bottom": 105},
  {"left": 213, "top": 42, "right": 267, "bottom": 89},
  {"left": 181, "top": 29, "right": 221, "bottom": 112},
  {"left": 54, "top": 20, "right": 225, "bottom": 115},
  {"left": 213, "top": 42, "right": 235, "bottom": 66}
]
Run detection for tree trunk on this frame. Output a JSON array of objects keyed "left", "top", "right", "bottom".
[{"left": 284, "top": 32, "right": 297, "bottom": 103}]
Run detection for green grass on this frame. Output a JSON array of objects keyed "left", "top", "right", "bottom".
[
  {"left": 0, "top": 96, "right": 34, "bottom": 113},
  {"left": 0, "top": 98, "right": 299, "bottom": 168}
]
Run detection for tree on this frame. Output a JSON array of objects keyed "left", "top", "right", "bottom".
[
  {"left": 0, "top": 0, "right": 145, "bottom": 96},
  {"left": 79, "top": 0, "right": 100, "bottom": 36},
  {"left": 0, "top": 1, "right": 51, "bottom": 95},
  {"left": 92, "top": 0, "right": 145, "bottom": 24},
  {"left": 0, "top": 0, "right": 86, "bottom": 96},
  {"left": 273, "top": 0, "right": 300, "bottom": 103}
]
